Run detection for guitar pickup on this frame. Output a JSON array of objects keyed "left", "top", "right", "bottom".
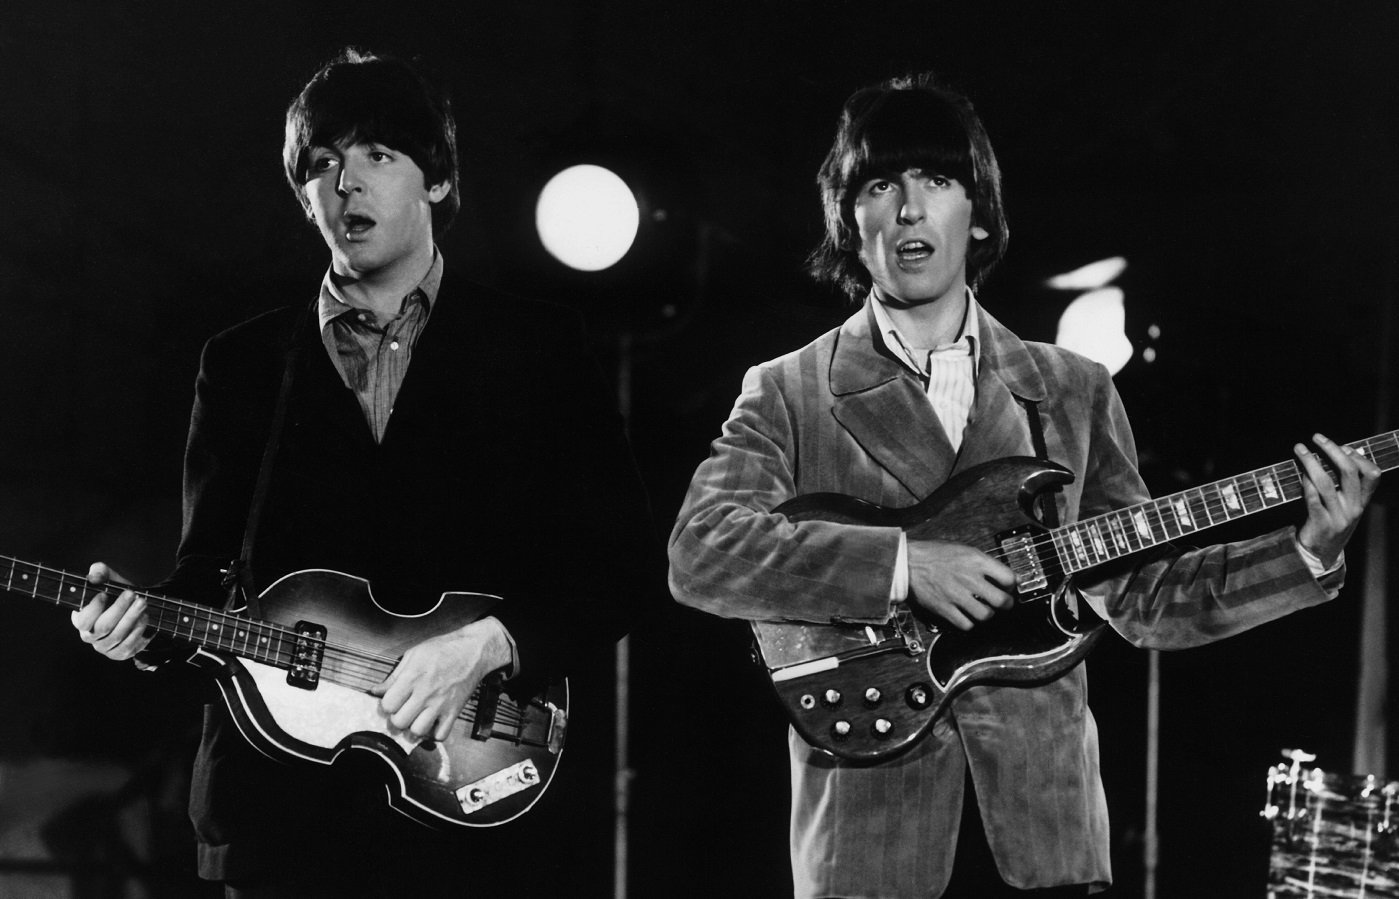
[
  {"left": 456, "top": 760, "right": 540, "bottom": 813},
  {"left": 287, "top": 620, "right": 327, "bottom": 690}
]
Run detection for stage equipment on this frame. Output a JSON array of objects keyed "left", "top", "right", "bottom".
[
  {"left": 1263, "top": 749, "right": 1399, "bottom": 897},
  {"left": 535, "top": 164, "right": 640, "bottom": 272}
]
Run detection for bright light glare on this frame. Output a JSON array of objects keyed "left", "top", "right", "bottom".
[
  {"left": 1056, "top": 287, "right": 1133, "bottom": 375},
  {"left": 1046, "top": 256, "right": 1128, "bottom": 291},
  {"left": 535, "top": 165, "right": 640, "bottom": 272}
]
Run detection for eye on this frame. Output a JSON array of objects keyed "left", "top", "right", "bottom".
[
  {"left": 929, "top": 174, "right": 952, "bottom": 188},
  {"left": 307, "top": 153, "right": 339, "bottom": 175},
  {"left": 368, "top": 149, "right": 393, "bottom": 163},
  {"left": 865, "top": 179, "right": 893, "bottom": 195}
]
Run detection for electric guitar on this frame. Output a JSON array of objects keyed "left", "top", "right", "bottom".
[
  {"left": 3, "top": 565, "right": 566, "bottom": 828},
  {"left": 753, "top": 430, "right": 1397, "bottom": 763}
]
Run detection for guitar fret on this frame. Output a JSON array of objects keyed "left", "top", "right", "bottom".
[
  {"left": 1106, "top": 514, "right": 1129, "bottom": 554},
  {"left": 1067, "top": 528, "right": 1089, "bottom": 568},
  {"left": 1170, "top": 496, "right": 1195, "bottom": 533},
  {"left": 1086, "top": 521, "right": 1108, "bottom": 560},
  {"left": 60, "top": 577, "right": 83, "bottom": 607},
  {"left": 1151, "top": 499, "right": 1176, "bottom": 541},
  {"left": 1194, "top": 487, "right": 1216, "bottom": 527},
  {"left": 1220, "top": 480, "right": 1244, "bottom": 517},
  {"left": 13, "top": 561, "right": 40, "bottom": 598},
  {"left": 1130, "top": 508, "right": 1152, "bottom": 546},
  {"left": 1239, "top": 474, "right": 1267, "bottom": 514},
  {"left": 1116, "top": 510, "right": 1140, "bottom": 553}
]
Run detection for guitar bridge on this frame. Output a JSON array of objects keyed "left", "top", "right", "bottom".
[{"left": 287, "top": 620, "right": 326, "bottom": 690}]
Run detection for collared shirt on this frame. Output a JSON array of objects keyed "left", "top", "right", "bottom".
[
  {"left": 871, "top": 290, "right": 981, "bottom": 601},
  {"left": 870, "top": 289, "right": 980, "bottom": 452},
  {"left": 318, "top": 252, "right": 444, "bottom": 443}
]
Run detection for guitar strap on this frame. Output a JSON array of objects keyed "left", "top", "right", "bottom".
[
  {"left": 221, "top": 302, "right": 313, "bottom": 618},
  {"left": 1019, "top": 397, "right": 1062, "bottom": 529}
]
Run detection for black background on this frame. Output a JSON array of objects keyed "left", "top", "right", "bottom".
[{"left": 1, "top": 1, "right": 1396, "bottom": 896}]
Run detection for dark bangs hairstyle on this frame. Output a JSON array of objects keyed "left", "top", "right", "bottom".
[
  {"left": 808, "top": 74, "right": 1009, "bottom": 301},
  {"left": 283, "top": 48, "right": 461, "bottom": 235}
]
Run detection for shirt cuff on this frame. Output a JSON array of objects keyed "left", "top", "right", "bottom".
[
  {"left": 890, "top": 531, "right": 910, "bottom": 603},
  {"left": 1295, "top": 537, "right": 1343, "bottom": 580}
]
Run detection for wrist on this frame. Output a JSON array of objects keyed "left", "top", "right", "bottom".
[{"left": 475, "top": 616, "right": 518, "bottom": 676}]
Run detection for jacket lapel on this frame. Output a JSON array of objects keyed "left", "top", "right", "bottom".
[
  {"left": 952, "top": 305, "right": 1049, "bottom": 473},
  {"left": 829, "top": 298, "right": 1054, "bottom": 498},
  {"left": 829, "top": 300, "right": 957, "bottom": 498},
  {"left": 293, "top": 308, "right": 378, "bottom": 451}
]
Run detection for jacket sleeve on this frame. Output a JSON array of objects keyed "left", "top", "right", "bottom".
[
  {"left": 153, "top": 319, "right": 284, "bottom": 609},
  {"left": 1074, "top": 365, "right": 1340, "bottom": 649},
  {"left": 668, "top": 364, "right": 901, "bottom": 625}
]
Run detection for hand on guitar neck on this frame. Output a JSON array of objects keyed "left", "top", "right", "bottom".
[
  {"left": 1294, "top": 433, "right": 1382, "bottom": 569},
  {"left": 907, "top": 539, "right": 1017, "bottom": 631},
  {"left": 73, "top": 562, "right": 154, "bottom": 662},
  {"left": 902, "top": 432, "right": 1380, "bottom": 635}
]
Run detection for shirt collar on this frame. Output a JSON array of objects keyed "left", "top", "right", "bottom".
[
  {"left": 869, "top": 287, "right": 981, "bottom": 378},
  {"left": 317, "top": 249, "right": 444, "bottom": 331}
]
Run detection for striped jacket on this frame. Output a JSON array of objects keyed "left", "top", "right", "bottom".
[{"left": 668, "top": 298, "right": 1338, "bottom": 898}]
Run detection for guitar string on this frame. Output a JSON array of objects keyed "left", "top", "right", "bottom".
[
  {"left": 980, "top": 435, "right": 1398, "bottom": 586},
  {"left": 14, "top": 564, "right": 538, "bottom": 734}
]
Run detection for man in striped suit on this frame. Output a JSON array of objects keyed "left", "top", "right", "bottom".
[{"left": 668, "top": 74, "right": 1380, "bottom": 898}]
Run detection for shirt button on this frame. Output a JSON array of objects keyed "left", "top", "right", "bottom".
[{"left": 390, "top": 341, "right": 400, "bottom": 351}]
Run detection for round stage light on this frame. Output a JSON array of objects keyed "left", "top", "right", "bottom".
[{"left": 535, "top": 165, "right": 640, "bottom": 272}]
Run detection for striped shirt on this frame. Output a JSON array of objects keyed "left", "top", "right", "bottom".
[
  {"left": 870, "top": 291, "right": 979, "bottom": 601},
  {"left": 869, "top": 289, "right": 980, "bottom": 450},
  {"left": 317, "top": 253, "right": 444, "bottom": 443}
]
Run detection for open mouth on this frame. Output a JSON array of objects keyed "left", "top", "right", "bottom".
[
  {"left": 343, "top": 213, "right": 376, "bottom": 238},
  {"left": 896, "top": 239, "right": 933, "bottom": 262}
]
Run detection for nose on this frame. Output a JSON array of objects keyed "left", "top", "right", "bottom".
[
  {"left": 897, "top": 189, "right": 925, "bottom": 225},
  {"left": 336, "top": 160, "right": 363, "bottom": 197}
]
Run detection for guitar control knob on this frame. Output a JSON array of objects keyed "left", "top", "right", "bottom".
[
  {"left": 822, "top": 689, "right": 843, "bottom": 708},
  {"left": 906, "top": 683, "right": 932, "bottom": 710},
  {"left": 871, "top": 719, "right": 894, "bottom": 739},
  {"left": 799, "top": 694, "right": 816, "bottom": 710},
  {"left": 863, "top": 687, "right": 883, "bottom": 706},
  {"left": 831, "top": 720, "right": 852, "bottom": 741}
]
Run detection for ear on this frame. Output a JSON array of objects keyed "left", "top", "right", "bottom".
[
  {"left": 428, "top": 181, "right": 451, "bottom": 204},
  {"left": 970, "top": 225, "right": 990, "bottom": 240}
]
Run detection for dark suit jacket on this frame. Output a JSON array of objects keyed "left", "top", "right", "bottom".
[
  {"left": 669, "top": 298, "right": 1338, "bottom": 898},
  {"left": 161, "top": 272, "right": 658, "bottom": 880}
]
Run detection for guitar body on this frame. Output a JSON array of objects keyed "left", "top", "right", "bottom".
[
  {"left": 185, "top": 569, "right": 567, "bottom": 828},
  {"left": 752, "top": 457, "right": 1103, "bottom": 763}
]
